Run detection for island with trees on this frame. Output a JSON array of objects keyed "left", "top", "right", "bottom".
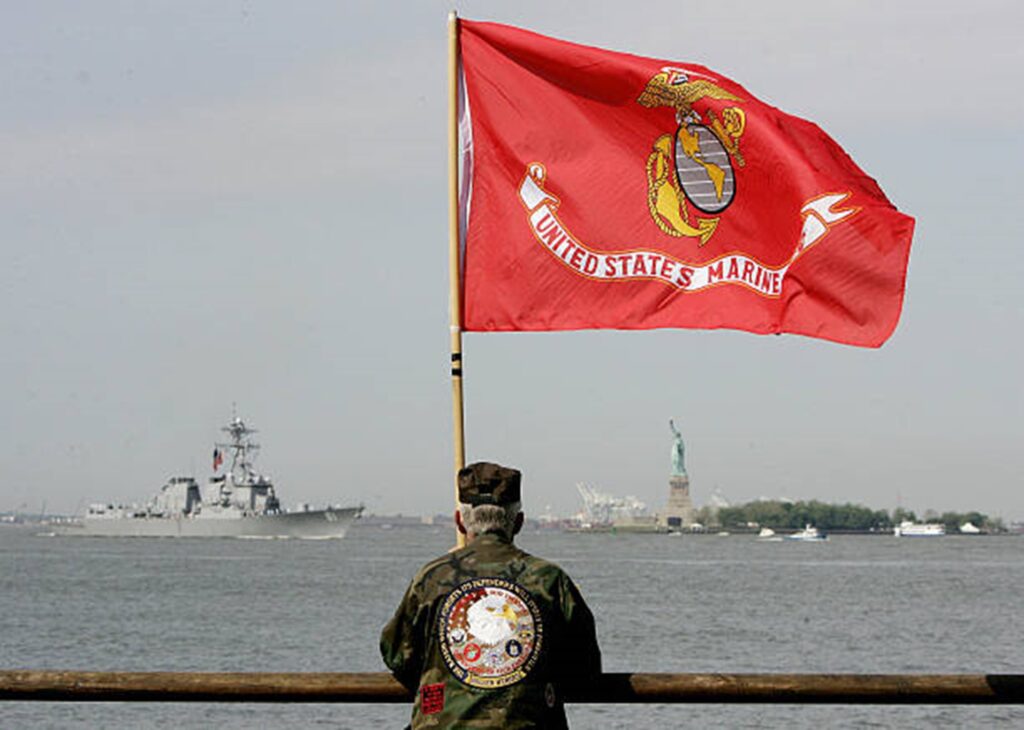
[{"left": 698, "top": 500, "right": 1005, "bottom": 534}]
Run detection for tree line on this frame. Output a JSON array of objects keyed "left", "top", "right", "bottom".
[{"left": 702, "top": 500, "right": 1003, "bottom": 532}]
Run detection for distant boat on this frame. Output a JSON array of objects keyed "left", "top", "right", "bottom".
[
  {"left": 784, "top": 524, "right": 827, "bottom": 542},
  {"left": 959, "top": 522, "right": 981, "bottom": 534},
  {"left": 757, "top": 527, "right": 782, "bottom": 542},
  {"left": 893, "top": 520, "right": 945, "bottom": 537}
]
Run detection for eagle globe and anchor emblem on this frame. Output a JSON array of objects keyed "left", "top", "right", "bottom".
[{"left": 638, "top": 67, "right": 748, "bottom": 246}]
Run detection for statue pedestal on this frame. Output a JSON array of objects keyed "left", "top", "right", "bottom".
[{"left": 657, "top": 475, "right": 696, "bottom": 529}]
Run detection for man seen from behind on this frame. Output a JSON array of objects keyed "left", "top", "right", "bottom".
[{"left": 380, "top": 461, "right": 602, "bottom": 728}]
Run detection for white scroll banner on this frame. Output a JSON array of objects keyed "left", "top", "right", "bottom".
[{"left": 517, "top": 163, "right": 859, "bottom": 297}]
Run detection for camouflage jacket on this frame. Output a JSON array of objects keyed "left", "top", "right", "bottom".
[{"left": 380, "top": 531, "right": 602, "bottom": 729}]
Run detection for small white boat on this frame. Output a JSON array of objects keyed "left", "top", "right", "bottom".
[
  {"left": 784, "top": 524, "right": 827, "bottom": 542},
  {"left": 757, "top": 527, "right": 782, "bottom": 542},
  {"left": 893, "top": 520, "right": 945, "bottom": 537},
  {"left": 959, "top": 522, "right": 981, "bottom": 535}
]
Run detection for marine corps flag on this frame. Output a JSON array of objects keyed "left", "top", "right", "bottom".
[{"left": 456, "top": 20, "right": 914, "bottom": 347}]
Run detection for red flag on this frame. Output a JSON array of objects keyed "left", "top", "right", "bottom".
[
  {"left": 458, "top": 21, "right": 914, "bottom": 347},
  {"left": 213, "top": 448, "right": 223, "bottom": 471}
]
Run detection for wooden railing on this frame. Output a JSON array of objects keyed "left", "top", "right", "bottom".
[{"left": 2, "top": 671, "right": 1022, "bottom": 704}]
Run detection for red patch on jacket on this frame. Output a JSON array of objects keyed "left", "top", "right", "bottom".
[{"left": 421, "top": 683, "right": 445, "bottom": 715}]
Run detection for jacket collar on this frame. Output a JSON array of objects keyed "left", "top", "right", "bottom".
[{"left": 470, "top": 529, "right": 513, "bottom": 545}]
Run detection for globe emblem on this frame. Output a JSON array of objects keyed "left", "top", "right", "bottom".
[{"left": 674, "top": 124, "right": 735, "bottom": 214}]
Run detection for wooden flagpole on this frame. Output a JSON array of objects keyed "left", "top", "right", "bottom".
[{"left": 448, "top": 11, "right": 467, "bottom": 548}]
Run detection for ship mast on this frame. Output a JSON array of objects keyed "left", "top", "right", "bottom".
[{"left": 216, "top": 417, "right": 261, "bottom": 484}]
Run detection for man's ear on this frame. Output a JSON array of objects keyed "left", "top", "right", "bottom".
[
  {"left": 455, "top": 509, "right": 467, "bottom": 535},
  {"left": 513, "top": 511, "right": 524, "bottom": 536}
]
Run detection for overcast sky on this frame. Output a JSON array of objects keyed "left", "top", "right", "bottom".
[{"left": 2, "top": 1, "right": 1021, "bottom": 521}]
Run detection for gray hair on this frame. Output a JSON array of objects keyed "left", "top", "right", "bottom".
[{"left": 459, "top": 501, "right": 521, "bottom": 539}]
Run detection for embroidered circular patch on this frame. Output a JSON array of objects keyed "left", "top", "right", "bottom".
[{"left": 438, "top": 577, "right": 544, "bottom": 689}]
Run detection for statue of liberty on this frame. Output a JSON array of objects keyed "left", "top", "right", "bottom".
[{"left": 669, "top": 419, "right": 687, "bottom": 477}]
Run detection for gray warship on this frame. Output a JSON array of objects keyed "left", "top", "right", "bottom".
[{"left": 59, "top": 416, "right": 362, "bottom": 538}]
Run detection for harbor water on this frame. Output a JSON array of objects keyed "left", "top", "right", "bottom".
[{"left": 2, "top": 525, "right": 1022, "bottom": 728}]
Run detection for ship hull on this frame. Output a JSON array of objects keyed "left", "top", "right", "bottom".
[{"left": 55, "top": 507, "right": 361, "bottom": 539}]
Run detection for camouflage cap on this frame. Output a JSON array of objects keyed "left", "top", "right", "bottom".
[{"left": 458, "top": 462, "right": 522, "bottom": 506}]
